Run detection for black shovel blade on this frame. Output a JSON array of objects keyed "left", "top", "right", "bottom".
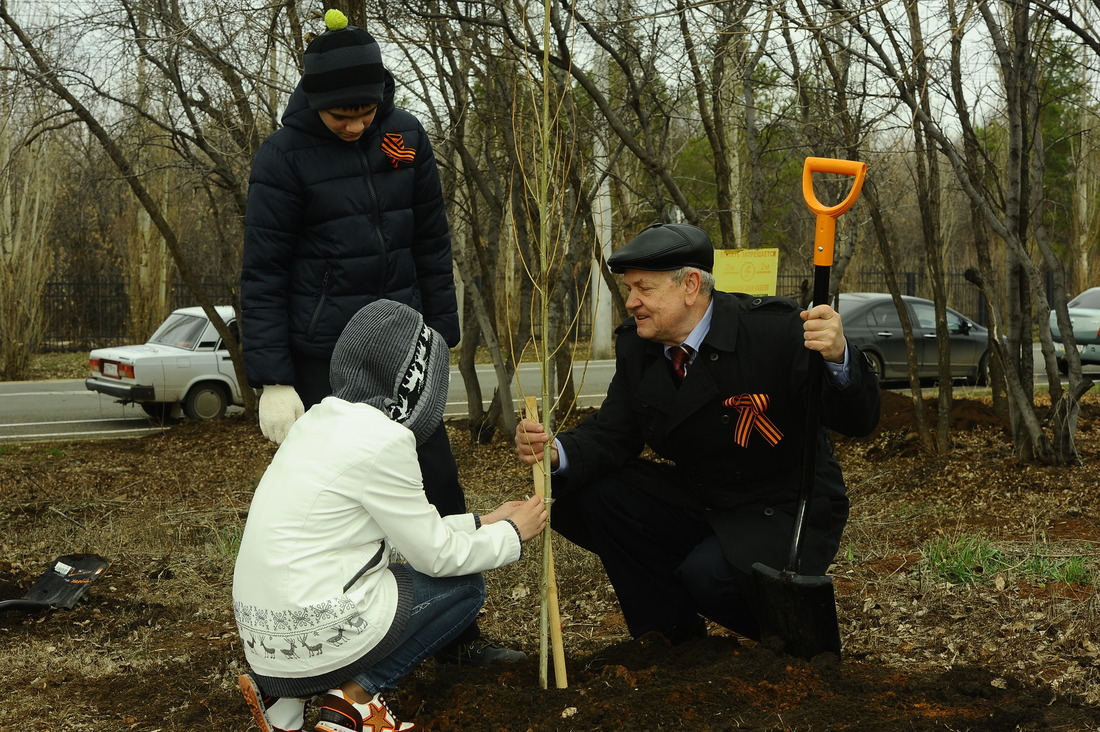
[
  {"left": 752, "top": 561, "right": 841, "bottom": 660},
  {"left": 0, "top": 554, "right": 109, "bottom": 613}
]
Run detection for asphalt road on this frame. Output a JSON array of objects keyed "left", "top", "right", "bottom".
[
  {"left": 0, "top": 380, "right": 161, "bottom": 444},
  {"left": 1, "top": 348, "right": 1090, "bottom": 445},
  {"left": 0, "top": 361, "right": 617, "bottom": 444}
]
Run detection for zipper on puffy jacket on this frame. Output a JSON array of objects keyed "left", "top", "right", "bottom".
[
  {"left": 307, "top": 269, "right": 332, "bottom": 340},
  {"left": 357, "top": 145, "right": 389, "bottom": 295}
]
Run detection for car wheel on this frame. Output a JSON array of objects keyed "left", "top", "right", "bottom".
[
  {"left": 1057, "top": 358, "right": 1069, "bottom": 376},
  {"left": 141, "top": 402, "right": 177, "bottom": 425},
  {"left": 183, "top": 382, "right": 228, "bottom": 421},
  {"left": 864, "top": 351, "right": 886, "bottom": 383}
]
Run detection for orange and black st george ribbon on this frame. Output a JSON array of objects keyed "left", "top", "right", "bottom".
[
  {"left": 381, "top": 133, "right": 415, "bottom": 168},
  {"left": 722, "top": 393, "right": 783, "bottom": 447}
]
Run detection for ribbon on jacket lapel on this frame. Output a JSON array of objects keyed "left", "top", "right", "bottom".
[
  {"left": 723, "top": 393, "right": 783, "bottom": 447},
  {"left": 381, "top": 133, "right": 416, "bottom": 168}
]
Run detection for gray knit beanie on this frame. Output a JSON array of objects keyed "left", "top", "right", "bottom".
[
  {"left": 330, "top": 300, "right": 449, "bottom": 445},
  {"left": 302, "top": 10, "right": 385, "bottom": 111}
]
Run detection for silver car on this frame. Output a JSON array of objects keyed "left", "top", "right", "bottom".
[
  {"left": 836, "top": 293, "right": 990, "bottom": 386},
  {"left": 1050, "top": 287, "right": 1100, "bottom": 374},
  {"left": 85, "top": 305, "right": 243, "bottom": 421}
]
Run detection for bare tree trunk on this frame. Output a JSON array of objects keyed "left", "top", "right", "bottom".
[
  {"left": 864, "top": 182, "right": 934, "bottom": 451},
  {"left": 0, "top": 2, "right": 281, "bottom": 413},
  {"left": 0, "top": 116, "right": 54, "bottom": 380},
  {"left": 1068, "top": 79, "right": 1100, "bottom": 295},
  {"left": 124, "top": 9, "right": 172, "bottom": 340},
  {"left": 677, "top": 0, "right": 767, "bottom": 249},
  {"left": 967, "top": 218, "right": 1008, "bottom": 420},
  {"left": 905, "top": 0, "right": 952, "bottom": 453},
  {"left": 453, "top": 242, "right": 517, "bottom": 441}
]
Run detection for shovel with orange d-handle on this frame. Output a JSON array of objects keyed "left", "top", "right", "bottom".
[{"left": 752, "top": 156, "right": 866, "bottom": 660}]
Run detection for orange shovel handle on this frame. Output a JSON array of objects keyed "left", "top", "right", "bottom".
[{"left": 802, "top": 157, "right": 867, "bottom": 267}]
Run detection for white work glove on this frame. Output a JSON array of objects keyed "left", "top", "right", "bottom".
[{"left": 258, "top": 384, "right": 305, "bottom": 445}]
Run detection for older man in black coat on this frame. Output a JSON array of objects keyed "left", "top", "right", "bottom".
[{"left": 516, "top": 222, "right": 881, "bottom": 642}]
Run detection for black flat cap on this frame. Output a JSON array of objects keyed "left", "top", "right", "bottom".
[{"left": 607, "top": 223, "right": 714, "bottom": 273}]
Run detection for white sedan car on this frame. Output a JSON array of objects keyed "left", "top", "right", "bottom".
[{"left": 85, "top": 305, "right": 244, "bottom": 421}]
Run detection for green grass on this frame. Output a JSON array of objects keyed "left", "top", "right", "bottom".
[
  {"left": 923, "top": 534, "right": 1095, "bottom": 586},
  {"left": 29, "top": 446, "right": 64, "bottom": 461},
  {"left": 27, "top": 351, "right": 90, "bottom": 380},
  {"left": 208, "top": 524, "right": 243, "bottom": 560},
  {"left": 1019, "top": 554, "right": 1092, "bottom": 585},
  {"left": 923, "top": 535, "right": 1009, "bottom": 583}
]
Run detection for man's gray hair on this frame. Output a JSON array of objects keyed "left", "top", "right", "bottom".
[{"left": 670, "top": 266, "right": 715, "bottom": 296}]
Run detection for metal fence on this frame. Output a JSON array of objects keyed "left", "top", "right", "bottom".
[
  {"left": 38, "top": 270, "right": 988, "bottom": 352},
  {"left": 777, "top": 270, "right": 989, "bottom": 325},
  {"left": 41, "top": 281, "right": 236, "bottom": 351}
]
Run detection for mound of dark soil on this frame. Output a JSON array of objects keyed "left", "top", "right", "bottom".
[{"left": 1, "top": 390, "right": 1098, "bottom": 731}]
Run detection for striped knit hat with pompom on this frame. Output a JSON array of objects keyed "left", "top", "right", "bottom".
[{"left": 302, "top": 9, "right": 385, "bottom": 111}]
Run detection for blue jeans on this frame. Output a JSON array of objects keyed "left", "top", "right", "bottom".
[{"left": 353, "top": 567, "right": 485, "bottom": 694}]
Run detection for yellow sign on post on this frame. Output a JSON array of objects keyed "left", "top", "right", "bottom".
[{"left": 713, "top": 248, "right": 779, "bottom": 296}]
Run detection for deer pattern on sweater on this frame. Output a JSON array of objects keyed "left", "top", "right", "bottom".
[{"left": 234, "top": 595, "right": 368, "bottom": 663}]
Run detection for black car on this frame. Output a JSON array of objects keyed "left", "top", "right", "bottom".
[{"left": 836, "top": 293, "right": 990, "bottom": 386}]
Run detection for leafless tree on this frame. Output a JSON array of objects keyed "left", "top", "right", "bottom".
[
  {"left": 0, "top": 0, "right": 306, "bottom": 411},
  {"left": 3, "top": 0, "right": 1094, "bottom": 471},
  {"left": 814, "top": 0, "right": 1094, "bottom": 464},
  {"left": 1027, "top": 0, "right": 1100, "bottom": 293},
  {"left": 0, "top": 96, "right": 56, "bottom": 379}
]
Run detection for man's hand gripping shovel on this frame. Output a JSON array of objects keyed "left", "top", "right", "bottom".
[{"left": 751, "top": 157, "right": 866, "bottom": 660}]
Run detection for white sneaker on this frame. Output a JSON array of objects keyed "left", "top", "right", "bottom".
[{"left": 238, "top": 673, "right": 307, "bottom": 732}]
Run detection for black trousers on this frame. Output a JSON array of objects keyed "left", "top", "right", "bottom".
[
  {"left": 552, "top": 469, "right": 762, "bottom": 640},
  {"left": 292, "top": 353, "right": 477, "bottom": 644}
]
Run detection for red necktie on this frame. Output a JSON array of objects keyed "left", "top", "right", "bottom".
[{"left": 670, "top": 344, "right": 694, "bottom": 381}]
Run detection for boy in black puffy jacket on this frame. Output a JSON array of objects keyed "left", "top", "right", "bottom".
[{"left": 239, "top": 9, "right": 522, "bottom": 690}]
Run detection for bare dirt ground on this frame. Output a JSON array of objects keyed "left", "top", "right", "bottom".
[{"left": 2, "top": 387, "right": 1099, "bottom": 730}]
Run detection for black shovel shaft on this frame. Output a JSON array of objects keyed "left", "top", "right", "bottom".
[
  {"left": 0, "top": 599, "right": 53, "bottom": 613},
  {"left": 786, "top": 263, "right": 829, "bottom": 572},
  {"left": 752, "top": 157, "right": 861, "bottom": 661}
]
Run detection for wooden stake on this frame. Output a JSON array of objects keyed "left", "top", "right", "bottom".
[{"left": 525, "top": 396, "right": 567, "bottom": 688}]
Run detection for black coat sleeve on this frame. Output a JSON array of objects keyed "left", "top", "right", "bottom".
[
  {"left": 820, "top": 341, "right": 881, "bottom": 438},
  {"left": 408, "top": 126, "right": 460, "bottom": 348},
  {"left": 240, "top": 140, "right": 303, "bottom": 387}
]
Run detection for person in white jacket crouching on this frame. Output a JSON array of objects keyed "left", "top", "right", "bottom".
[{"left": 232, "top": 299, "right": 547, "bottom": 732}]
